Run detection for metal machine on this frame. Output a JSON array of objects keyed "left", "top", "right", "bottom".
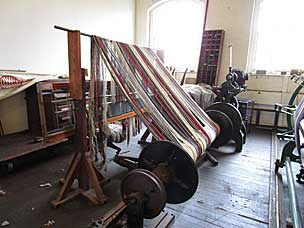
[
  {"left": 274, "top": 74, "right": 304, "bottom": 228},
  {"left": 207, "top": 46, "right": 248, "bottom": 152},
  {"left": 92, "top": 100, "right": 247, "bottom": 227},
  {"left": 88, "top": 167, "right": 175, "bottom": 228},
  {"left": 212, "top": 45, "right": 248, "bottom": 109},
  {"left": 89, "top": 140, "right": 198, "bottom": 228},
  {"left": 97, "top": 99, "right": 247, "bottom": 227},
  {"left": 275, "top": 74, "right": 304, "bottom": 184}
]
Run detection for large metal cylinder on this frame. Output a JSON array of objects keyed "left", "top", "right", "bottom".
[{"left": 138, "top": 141, "right": 198, "bottom": 204}]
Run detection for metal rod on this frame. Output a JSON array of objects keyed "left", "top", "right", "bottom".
[
  {"left": 54, "top": 25, "right": 92, "bottom": 37},
  {"left": 54, "top": 109, "right": 73, "bottom": 115},
  {"left": 228, "top": 44, "right": 233, "bottom": 72},
  {"left": 0, "top": 69, "right": 26, "bottom": 72},
  {"left": 285, "top": 158, "right": 303, "bottom": 228},
  {"left": 287, "top": 80, "right": 304, "bottom": 130},
  {"left": 51, "top": 98, "right": 74, "bottom": 103}
]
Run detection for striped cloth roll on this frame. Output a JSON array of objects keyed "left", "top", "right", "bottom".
[{"left": 92, "top": 36, "right": 219, "bottom": 162}]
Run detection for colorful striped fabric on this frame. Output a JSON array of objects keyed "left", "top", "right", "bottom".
[
  {"left": 0, "top": 75, "right": 32, "bottom": 89},
  {"left": 92, "top": 36, "right": 219, "bottom": 162}
]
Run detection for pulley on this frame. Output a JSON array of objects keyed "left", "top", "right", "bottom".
[
  {"left": 205, "top": 109, "right": 233, "bottom": 148},
  {"left": 121, "top": 169, "right": 167, "bottom": 219},
  {"left": 206, "top": 102, "right": 242, "bottom": 133},
  {"left": 138, "top": 141, "right": 198, "bottom": 204}
]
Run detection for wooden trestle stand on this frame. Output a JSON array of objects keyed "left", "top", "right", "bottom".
[{"left": 51, "top": 29, "right": 107, "bottom": 207}]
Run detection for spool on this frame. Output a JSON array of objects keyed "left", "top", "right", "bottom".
[
  {"left": 120, "top": 104, "right": 244, "bottom": 214},
  {"left": 206, "top": 102, "right": 242, "bottom": 133},
  {"left": 121, "top": 169, "right": 167, "bottom": 219},
  {"left": 138, "top": 141, "right": 198, "bottom": 204},
  {"left": 205, "top": 109, "right": 233, "bottom": 147}
]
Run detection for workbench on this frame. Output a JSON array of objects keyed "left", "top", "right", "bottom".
[{"left": 0, "top": 79, "right": 140, "bottom": 173}]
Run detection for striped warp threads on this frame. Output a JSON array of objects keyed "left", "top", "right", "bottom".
[{"left": 91, "top": 36, "right": 219, "bottom": 163}]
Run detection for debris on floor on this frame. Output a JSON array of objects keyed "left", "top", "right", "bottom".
[
  {"left": 0, "top": 190, "right": 6, "bottom": 196},
  {"left": 286, "top": 217, "right": 293, "bottom": 227},
  {"left": 39, "top": 183, "right": 52, "bottom": 188},
  {"left": 1, "top": 220, "right": 10, "bottom": 227},
  {"left": 43, "top": 220, "right": 55, "bottom": 227}
]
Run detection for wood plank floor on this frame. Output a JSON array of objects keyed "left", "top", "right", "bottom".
[
  {"left": 167, "top": 129, "right": 271, "bottom": 228},
  {"left": 277, "top": 139, "right": 304, "bottom": 224},
  {"left": 0, "top": 128, "right": 272, "bottom": 228}
]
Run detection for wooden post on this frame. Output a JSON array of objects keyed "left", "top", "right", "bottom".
[
  {"left": 68, "top": 30, "right": 83, "bottom": 100},
  {"left": 51, "top": 30, "right": 107, "bottom": 207}
]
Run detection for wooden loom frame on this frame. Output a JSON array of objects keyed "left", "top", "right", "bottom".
[
  {"left": 52, "top": 8, "right": 213, "bottom": 205},
  {"left": 51, "top": 26, "right": 148, "bottom": 207},
  {"left": 51, "top": 29, "right": 107, "bottom": 207}
]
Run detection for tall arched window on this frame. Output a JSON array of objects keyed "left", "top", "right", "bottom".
[
  {"left": 148, "top": 0, "right": 206, "bottom": 70},
  {"left": 248, "top": 0, "right": 304, "bottom": 72}
]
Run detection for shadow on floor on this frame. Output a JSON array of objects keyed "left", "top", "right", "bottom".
[{"left": 0, "top": 128, "right": 271, "bottom": 228}]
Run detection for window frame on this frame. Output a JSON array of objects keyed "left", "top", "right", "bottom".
[
  {"left": 146, "top": 0, "right": 208, "bottom": 71},
  {"left": 247, "top": 0, "right": 304, "bottom": 73}
]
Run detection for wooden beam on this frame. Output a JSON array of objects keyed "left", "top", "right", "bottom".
[
  {"left": 68, "top": 31, "right": 82, "bottom": 100},
  {"left": 106, "top": 109, "right": 145, "bottom": 123},
  {"left": 52, "top": 30, "right": 107, "bottom": 208}
]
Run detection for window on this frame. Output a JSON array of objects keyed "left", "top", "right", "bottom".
[
  {"left": 148, "top": 0, "right": 206, "bottom": 70},
  {"left": 249, "top": 0, "right": 304, "bottom": 72}
]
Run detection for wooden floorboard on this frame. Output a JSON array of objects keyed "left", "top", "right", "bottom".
[
  {"left": 168, "top": 188, "right": 269, "bottom": 224},
  {"left": 0, "top": 128, "right": 272, "bottom": 228},
  {"left": 168, "top": 128, "right": 271, "bottom": 228},
  {"left": 200, "top": 166, "right": 270, "bottom": 185},
  {"left": 277, "top": 138, "right": 304, "bottom": 225}
]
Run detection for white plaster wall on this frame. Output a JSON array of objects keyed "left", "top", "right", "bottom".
[
  {"left": 135, "top": 0, "right": 158, "bottom": 46},
  {"left": 135, "top": 0, "right": 254, "bottom": 84},
  {"left": 238, "top": 74, "right": 303, "bottom": 127},
  {"left": 135, "top": 0, "right": 298, "bottom": 127},
  {"left": 0, "top": 0, "right": 135, "bottom": 74},
  {"left": 0, "top": 0, "right": 136, "bottom": 134},
  {"left": 206, "top": 0, "right": 254, "bottom": 83}
]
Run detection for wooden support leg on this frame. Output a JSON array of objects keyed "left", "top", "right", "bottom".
[
  {"left": 138, "top": 128, "right": 151, "bottom": 145},
  {"left": 52, "top": 31, "right": 107, "bottom": 208},
  {"left": 51, "top": 152, "right": 107, "bottom": 208},
  {"left": 52, "top": 152, "right": 81, "bottom": 207},
  {"left": 54, "top": 153, "right": 82, "bottom": 202},
  {"left": 94, "top": 165, "right": 108, "bottom": 183},
  {"left": 82, "top": 152, "right": 107, "bottom": 204},
  {"left": 59, "top": 151, "right": 78, "bottom": 185}
]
